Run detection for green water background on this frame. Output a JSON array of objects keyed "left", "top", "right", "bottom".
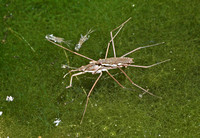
[{"left": 0, "top": 0, "right": 199, "bottom": 137}]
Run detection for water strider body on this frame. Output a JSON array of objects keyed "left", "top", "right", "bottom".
[
  {"left": 47, "top": 17, "right": 170, "bottom": 124},
  {"left": 77, "top": 57, "right": 133, "bottom": 74}
]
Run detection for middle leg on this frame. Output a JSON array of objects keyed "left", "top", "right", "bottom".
[
  {"left": 80, "top": 72, "right": 102, "bottom": 124},
  {"left": 128, "top": 59, "right": 170, "bottom": 68},
  {"left": 121, "top": 42, "right": 165, "bottom": 57}
]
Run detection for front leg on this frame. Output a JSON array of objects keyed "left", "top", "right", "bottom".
[{"left": 66, "top": 72, "right": 86, "bottom": 88}]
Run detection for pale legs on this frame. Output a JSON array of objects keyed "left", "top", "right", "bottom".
[
  {"left": 66, "top": 72, "right": 86, "bottom": 88},
  {"left": 118, "top": 59, "right": 170, "bottom": 98},
  {"left": 118, "top": 68, "right": 162, "bottom": 98},
  {"left": 121, "top": 42, "right": 165, "bottom": 57},
  {"left": 128, "top": 59, "right": 171, "bottom": 68},
  {"left": 106, "top": 70, "right": 125, "bottom": 88},
  {"left": 105, "top": 17, "right": 132, "bottom": 59},
  {"left": 80, "top": 72, "right": 102, "bottom": 124}
]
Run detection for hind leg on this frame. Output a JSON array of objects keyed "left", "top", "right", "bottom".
[{"left": 105, "top": 17, "right": 132, "bottom": 58}]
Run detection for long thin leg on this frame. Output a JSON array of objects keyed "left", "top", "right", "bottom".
[
  {"left": 105, "top": 17, "right": 132, "bottom": 59},
  {"left": 106, "top": 70, "right": 125, "bottom": 88},
  {"left": 66, "top": 72, "right": 86, "bottom": 88},
  {"left": 110, "top": 31, "right": 116, "bottom": 57},
  {"left": 47, "top": 39, "right": 94, "bottom": 61},
  {"left": 118, "top": 68, "right": 161, "bottom": 98},
  {"left": 105, "top": 25, "right": 124, "bottom": 59},
  {"left": 63, "top": 69, "right": 80, "bottom": 78},
  {"left": 80, "top": 72, "right": 102, "bottom": 124},
  {"left": 128, "top": 59, "right": 170, "bottom": 68},
  {"left": 121, "top": 42, "right": 165, "bottom": 57},
  {"left": 105, "top": 40, "right": 111, "bottom": 59}
]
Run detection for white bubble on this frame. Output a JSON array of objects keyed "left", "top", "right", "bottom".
[{"left": 0, "top": 111, "right": 3, "bottom": 116}]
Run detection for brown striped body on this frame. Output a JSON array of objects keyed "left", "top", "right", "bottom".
[
  {"left": 77, "top": 57, "right": 134, "bottom": 74},
  {"left": 96, "top": 57, "right": 133, "bottom": 65}
]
